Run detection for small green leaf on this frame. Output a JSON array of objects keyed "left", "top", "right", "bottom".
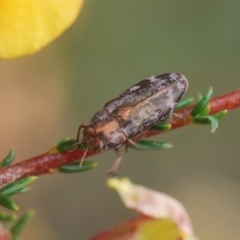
[
  {"left": 56, "top": 138, "right": 85, "bottom": 152},
  {"left": 210, "top": 118, "right": 219, "bottom": 132},
  {"left": 10, "top": 210, "right": 35, "bottom": 237},
  {"left": 198, "top": 107, "right": 210, "bottom": 117},
  {"left": 150, "top": 123, "right": 171, "bottom": 131},
  {"left": 175, "top": 97, "right": 194, "bottom": 110},
  {"left": 214, "top": 110, "right": 228, "bottom": 119},
  {"left": 0, "top": 211, "right": 17, "bottom": 221},
  {"left": 18, "top": 187, "right": 32, "bottom": 194},
  {"left": 0, "top": 176, "right": 37, "bottom": 197},
  {"left": 129, "top": 140, "right": 173, "bottom": 151},
  {"left": 58, "top": 161, "right": 97, "bottom": 173},
  {"left": 56, "top": 138, "right": 76, "bottom": 151},
  {"left": 191, "top": 87, "right": 213, "bottom": 117},
  {"left": 197, "top": 93, "right": 203, "bottom": 102},
  {"left": 0, "top": 148, "right": 15, "bottom": 167},
  {"left": 0, "top": 193, "right": 18, "bottom": 211},
  {"left": 193, "top": 116, "right": 219, "bottom": 132}
]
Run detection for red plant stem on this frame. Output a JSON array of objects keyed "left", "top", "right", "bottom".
[
  {"left": 0, "top": 89, "right": 240, "bottom": 188},
  {"left": 139, "top": 89, "right": 240, "bottom": 140}
]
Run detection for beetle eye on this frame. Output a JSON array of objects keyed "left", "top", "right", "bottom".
[{"left": 83, "top": 127, "right": 105, "bottom": 152}]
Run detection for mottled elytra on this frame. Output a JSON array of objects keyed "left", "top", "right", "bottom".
[{"left": 74, "top": 73, "right": 188, "bottom": 175}]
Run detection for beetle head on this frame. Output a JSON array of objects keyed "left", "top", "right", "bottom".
[{"left": 82, "top": 126, "right": 105, "bottom": 152}]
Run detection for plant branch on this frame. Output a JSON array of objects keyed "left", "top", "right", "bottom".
[
  {"left": 0, "top": 89, "right": 240, "bottom": 188},
  {"left": 139, "top": 89, "right": 240, "bottom": 139}
]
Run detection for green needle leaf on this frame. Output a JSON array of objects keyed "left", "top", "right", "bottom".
[
  {"left": 0, "top": 212, "right": 17, "bottom": 221},
  {"left": 0, "top": 193, "right": 18, "bottom": 211},
  {"left": 210, "top": 118, "right": 219, "bottom": 133},
  {"left": 56, "top": 138, "right": 76, "bottom": 151},
  {"left": 175, "top": 97, "right": 194, "bottom": 110},
  {"left": 58, "top": 161, "right": 97, "bottom": 173},
  {"left": 150, "top": 123, "right": 172, "bottom": 131},
  {"left": 56, "top": 138, "right": 84, "bottom": 152},
  {"left": 0, "top": 148, "right": 15, "bottom": 167},
  {"left": 214, "top": 110, "right": 228, "bottom": 119},
  {"left": 193, "top": 116, "right": 219, "bottom": 132},
  {"left": 18, "top": 187, "right": 32, "bottom": 194},
  {"left": 10, "top": 210, "right": 35, "bottom": 237},
  {"left": 130, "top": 140, "right": 173, "bottom": 151},
  {"left": 0, "top": 176, "right": 37, "bottom": 197},
  {"left": 191, "top": 87, "right": 213, "bottom": 117}
]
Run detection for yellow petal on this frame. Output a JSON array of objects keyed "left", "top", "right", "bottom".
[
  {"left": 0, "top": 0, "right": 84, "bottom": 58},
  {"left": 88, "top": 217, "right": 188, "bottom": 240},
  {"left": 134, "top": 219, "right": 181, "bottom": 240}
]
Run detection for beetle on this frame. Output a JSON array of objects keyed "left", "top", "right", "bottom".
[{"left": 74, "top": 73, "right": 188, "bottom": 175}]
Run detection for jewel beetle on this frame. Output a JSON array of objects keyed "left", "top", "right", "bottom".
[{"left": 74, "top": 73, "right": 188, "bottom": 174}]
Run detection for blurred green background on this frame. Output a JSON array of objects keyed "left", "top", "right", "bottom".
[{"left": 1, "top": 1, "right": 240, "bottom": 239}]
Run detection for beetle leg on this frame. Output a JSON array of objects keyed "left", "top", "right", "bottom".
[
  {"left": 125, "top": 141, "right": 129, "bottom": 153},
  {"left": 74, "top": 124, "right": 89, "bottom": 166},
  {"left": 128, "top": 139, "right": 137, "bottom": 147},
  {"left": 66, "top": 123, "right": 89, "bottom": 151},
  {"left": 76, "top": 123, "right": 89, "bottom": 142},
  {"left": 125, "top": 139, "right": 137, "bottom": 152},
  {"left": 107, "top": 148, "right": 122, "bottom": 177},
  {"left": 69, "top": 123, "right": 89, "bottom": 150}
]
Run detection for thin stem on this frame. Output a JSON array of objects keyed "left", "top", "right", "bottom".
[
  {"left": 0, "top": 89, "right": 240, "bottom": 188},
  {"left": 139, "top": 89, "right": 240, "bottom": 140}
]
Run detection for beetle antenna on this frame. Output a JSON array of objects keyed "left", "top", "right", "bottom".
[
  {"left": 66, "top": 141, "right": 82, "bottom": 151},
  {"left": 68, "top": 123, "right": 89, "bottom": 151},
  {"left": 71, "top": 141, "right": 82, "bottom": 149},
  {"left": 79, "top": 147, "right": 88, "bottom": 167}
]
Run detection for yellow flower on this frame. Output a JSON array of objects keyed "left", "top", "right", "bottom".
[
  {"left": 0, "top": 0, "right": 84, "bottom": 58},
  {"left": 93, "top": 178, "right": 199, "bottom": 240}
]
